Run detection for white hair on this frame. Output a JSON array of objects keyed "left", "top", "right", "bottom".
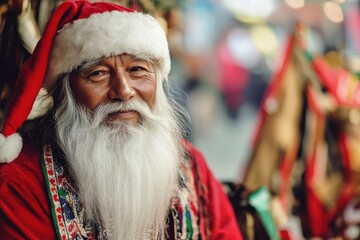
[{"left": 53, "top": 65, "right": 186, "bottom": 239}]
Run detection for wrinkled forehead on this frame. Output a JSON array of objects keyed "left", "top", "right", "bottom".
[{"left": 74, "top": 54, "right": 155, "bottom": 72}]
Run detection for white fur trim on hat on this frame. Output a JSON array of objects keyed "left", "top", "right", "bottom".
[
  {"left": 0, "top": 133, "right": 23, "bottom": 163},
  {"left": 27, "top": 88, "right": 54, "bottom": 120},
  {"left": 44, "top": 11, "right": 170, "bottom": 90}
]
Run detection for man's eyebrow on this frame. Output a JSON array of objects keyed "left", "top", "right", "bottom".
[
  {"left": 127, "top": 54, "right": 152, "bottom": 63},
  {"left": 76, "top": 58, "right": 104, "bottom": 72}
]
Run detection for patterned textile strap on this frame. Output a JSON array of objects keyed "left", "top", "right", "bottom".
[
  {"left": 191, "top": 155, "right": 212, "bottom": 239},
  {"left": 41, "top": 144, "right": 98, "bottom": 240},
  {"left": 170, "top": 160, "right": 202, "bottom": 240}
]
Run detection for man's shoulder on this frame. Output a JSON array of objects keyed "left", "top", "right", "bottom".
[
  {"left": 182, "top": 140, "right": 212, "bottom": 178},
  {"left": 0, "top": 142, "right": 42, "bottom": 185},
  {"left": 183, "top": 140, "right": 208, "bottom": 165},
  {"left": 183, "top": 140, "right": 202, "bottom": 158}
]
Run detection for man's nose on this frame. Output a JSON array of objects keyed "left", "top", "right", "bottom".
[{"left": 108, "top": 73, "right": 136, "bottom": 101}]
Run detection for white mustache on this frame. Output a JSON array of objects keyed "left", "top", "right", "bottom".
[
  {"left": 88, "top": 100, "right": 154, "bottom": 127},
  {"left": 99, "top": 100, "right": 150, "bottom": 116}
]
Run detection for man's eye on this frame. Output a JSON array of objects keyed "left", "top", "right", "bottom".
[
  {"left": 86, "top": 70, "right": 109, "bottom": 82},
  {"left": 129, "top": 66, "right": 146, "bottom": 72},
  {"left": 89, "top": 70, "right": 105, "bottom": 77}
]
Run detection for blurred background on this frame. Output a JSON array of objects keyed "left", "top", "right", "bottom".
[
  {"left": 167, "top": 0, "right": 360, "bottom": 183},
  {"left": 1, "top": 0, "right": 359, "bottom": 239}
]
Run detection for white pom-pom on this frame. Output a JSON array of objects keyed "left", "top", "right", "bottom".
[{"left": 0, "top": 133, "right": 23, "bottom": 163}]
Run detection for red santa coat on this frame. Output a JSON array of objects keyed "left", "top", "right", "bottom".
[{"left": 0, "top": 141, "right": 242, "bottom": 239}]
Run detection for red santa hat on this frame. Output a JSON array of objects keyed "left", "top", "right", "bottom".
[{"left": 0, "top": 0, "right": 171, "bottom": 163}]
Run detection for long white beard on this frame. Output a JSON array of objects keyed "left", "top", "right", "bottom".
[{"left": 54, "top": 78, "right": 184, "bottom": 240}]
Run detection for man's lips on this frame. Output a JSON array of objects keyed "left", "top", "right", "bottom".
[{"left": 107, "top": 110, "right": 139, "bottom": 121}]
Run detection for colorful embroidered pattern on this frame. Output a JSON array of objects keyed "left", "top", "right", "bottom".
[
  {"left": 41, "top": 144, "right": 96, "bottom": 239},
  {"left": 170, "top": 161, "right": 200, "bottom": 240}
]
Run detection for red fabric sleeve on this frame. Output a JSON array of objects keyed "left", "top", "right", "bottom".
[
  {"left": 0, "top": 144, "right": 56, "bottom": 240},
  {"left": 186, "top": 142, "right": 243, "bottom": 240}
]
